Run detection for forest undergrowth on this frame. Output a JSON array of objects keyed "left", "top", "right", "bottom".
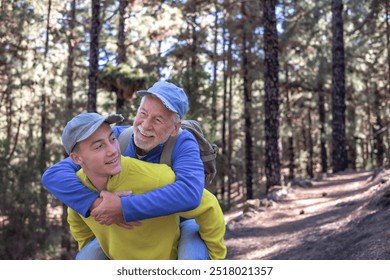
[{"left": 225, "top": 167, "right": 390, "bottom": 260}]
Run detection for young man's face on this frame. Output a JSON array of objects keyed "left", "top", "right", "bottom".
[
  {"left": 71, "top": 123, "right": 121, "bottom": 179},
  {"left": 133, "top": 95, "right": 180, "bottom": 153}
]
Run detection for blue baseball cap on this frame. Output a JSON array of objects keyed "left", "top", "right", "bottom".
[
  {"left": 62, "top": 112, "right": 124, "bottom": 155},
  {"left": 137, "top": 81, "right": 188, "bottom": 119}
]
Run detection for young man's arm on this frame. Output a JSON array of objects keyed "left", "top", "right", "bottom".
[
  {"left": 41, "top": 157, "right": 99, "bottom": 217},
  {"left": 179, "top": 189, "right": 227, "bottom": 260}
]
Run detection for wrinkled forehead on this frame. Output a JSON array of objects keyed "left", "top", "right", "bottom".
[{"left": 140, "top": 95, "right": 175, "bottom": 116}]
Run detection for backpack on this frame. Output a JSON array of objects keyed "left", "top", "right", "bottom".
[{"left": 118, "top": 120, "right": 218, "bottom": 187}]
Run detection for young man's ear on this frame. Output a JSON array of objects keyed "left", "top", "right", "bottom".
[{"left": 70, "top": 152, "right": 82, "bottom": 165}]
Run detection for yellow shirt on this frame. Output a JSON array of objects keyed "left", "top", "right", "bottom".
[{"left": 67, "top": 156, "right": 226, "bottom": 260}]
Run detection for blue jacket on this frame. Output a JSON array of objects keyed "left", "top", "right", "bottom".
[{"left": 41, "top": 125, "right": 205, "bottom": 222}]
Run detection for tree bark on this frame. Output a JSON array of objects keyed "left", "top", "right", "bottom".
[
  {"left": 116, "top": 0, "right": 128, "bottom": 113},
  {"left": 66, "top": 0, "right": 75, "bottom": 121},
  {"left": 38, "top": 0, "right": 52, "bottom": 229},
  {"left": 61, "top": 0, "right": 77, "bottom": 257},
  {"left": 331, "top": 0, "right": 348, "bottom": 173},
  {"left": 307, "top": 109, "right": 314, "bottom": 178},
  {"left": 263, "top": 0, "right": 281, "bottom": 190},
  {"left": 242, "top": 1, "right": 253, "bottom": 199},
  {"left": 117, "top": 0, "right": 128, "bottom": 64},
  {"left": 220, "top": 15, "right": 227, "bottom": 200},
  {"left": 318, "top": 90, "right": 328, "bottom": 173},
  {"left": 227, "top": 31, "right": 233, "bottom": 207},
  {"left": 87, "top": 0, "right": 101, "bottom": 113},
  {"left": 211, "top": 0, "right": 219, "bottom": 137},
  {"left": 373, "top": 88, "right": 384, "bottom": 167},
  {"left": 385, "top": 1, "right": 390, "bottom": 165},
  {"left": 285, "top": 68, "right": 294, "bottom": 180}
]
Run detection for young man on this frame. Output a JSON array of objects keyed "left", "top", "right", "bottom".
[
  {"left": 62, "top": 112, "right": 226, "bottom": 260},
  {"left": 41, "top": 81, "right": 209, "bottom": 259}
]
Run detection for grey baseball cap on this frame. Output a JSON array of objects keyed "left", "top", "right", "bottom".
[{"left": 62, "top": 112, "right": 124, "bottom": 155}]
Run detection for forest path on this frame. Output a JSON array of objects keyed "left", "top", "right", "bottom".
[{"left": 224, "top": 168, "right": 390, "bottom": 260}]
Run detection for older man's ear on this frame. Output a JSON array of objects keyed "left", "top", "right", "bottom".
[{"left": 170, "top": 121, "right": 182, "bottom": 137}]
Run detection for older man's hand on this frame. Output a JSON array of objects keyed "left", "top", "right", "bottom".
[{"left": 91, "top": 191, "right": 141, "bottom": 229}]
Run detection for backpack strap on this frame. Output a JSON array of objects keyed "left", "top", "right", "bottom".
[
  {"left": 118, "top": 126, "right": 133, "bottom": 154},
  {"left": 160, "top": 128, "right": 182, "bottom": 166}
]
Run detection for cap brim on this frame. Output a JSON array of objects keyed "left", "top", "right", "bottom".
[
  {"left": 104, "top": 114, "right": 124, "bottom": 124},
  {"left": 136, "top": 90, "right": 150, "bottom": 96}
]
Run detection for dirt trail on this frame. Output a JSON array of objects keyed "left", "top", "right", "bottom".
[{"left": 224, "top": 168, "right": 390, "bottom": 260}]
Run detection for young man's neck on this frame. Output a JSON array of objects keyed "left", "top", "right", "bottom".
[{"left": 86, "top": 174, "right": 108, "bottom": 192}]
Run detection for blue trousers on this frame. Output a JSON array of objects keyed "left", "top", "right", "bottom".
[{"left": 75, "top": 219, "right": 209, "bottom": 260}]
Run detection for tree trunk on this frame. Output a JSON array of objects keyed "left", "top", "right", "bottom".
[
  {"left": 318, "top": 90, "right": 328, "bottom": 173},
  {"left": 220, "top": 17, "right": 227, "bottom": 200},
  {"left": 117, "top": 0, "right": 128, "bottom": 64},
  {"left": 66, "top": 0, "right": 75, "bottom": 122},
  {"left": 116, "top": 0, "right": 128, "bottom": 113},
  {"left": 307, "top": 109, "right": 314, "bottom": 178},
  {"left": 188, "top": 2, "right": 199, "bottom": 104},
  {"left": 373, "top": 88, "right": 384, "bottom": 167},
  {"left": 87, "top": 0, "right": 101, "bottom": 113},
  {"left": 386, "top": 1, "right": 390, "bottom": 97},
  {"left": 211, "top": 0, "right": 219, "bottom": 138},
  {"left": 61, "top": 0, "right": 77, "bottom": 257},
  {"left": 242, "top": 1, "right": 253, "bottom": 199},
  {"left": 263, "top": 0, "right": 281, "bottom": 190},
  {"left": 38, "top": 0, "right": 52, "bottom": 229},
  {"left": 227, "top": 34, "right": 233, "bottom": 207},
  {"left": 331, "top": 0, "right": 348, "bottom": 173},
  {"left": 385, "top": 1, "right": 390, "bottom": 164},
  {"left": 285, "top": 69, "right": 294, "bottom": 180}
]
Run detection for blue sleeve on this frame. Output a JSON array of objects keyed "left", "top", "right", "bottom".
[
  {"left": 112, "top": 125, "right": 128, "bottom": 139},
  {"left": 41, "top": 157, "right": 99, "bottom": 217},
  {"left": 121, "top": 131, "right": 204, "bottom": 222}
]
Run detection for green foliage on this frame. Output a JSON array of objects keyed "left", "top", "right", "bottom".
[
  {"left": 99, "top": 63, "right": 148, "bottom": 102},
  {"left": 0, "top": 140, "right": 47, "bottom": 259}
]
